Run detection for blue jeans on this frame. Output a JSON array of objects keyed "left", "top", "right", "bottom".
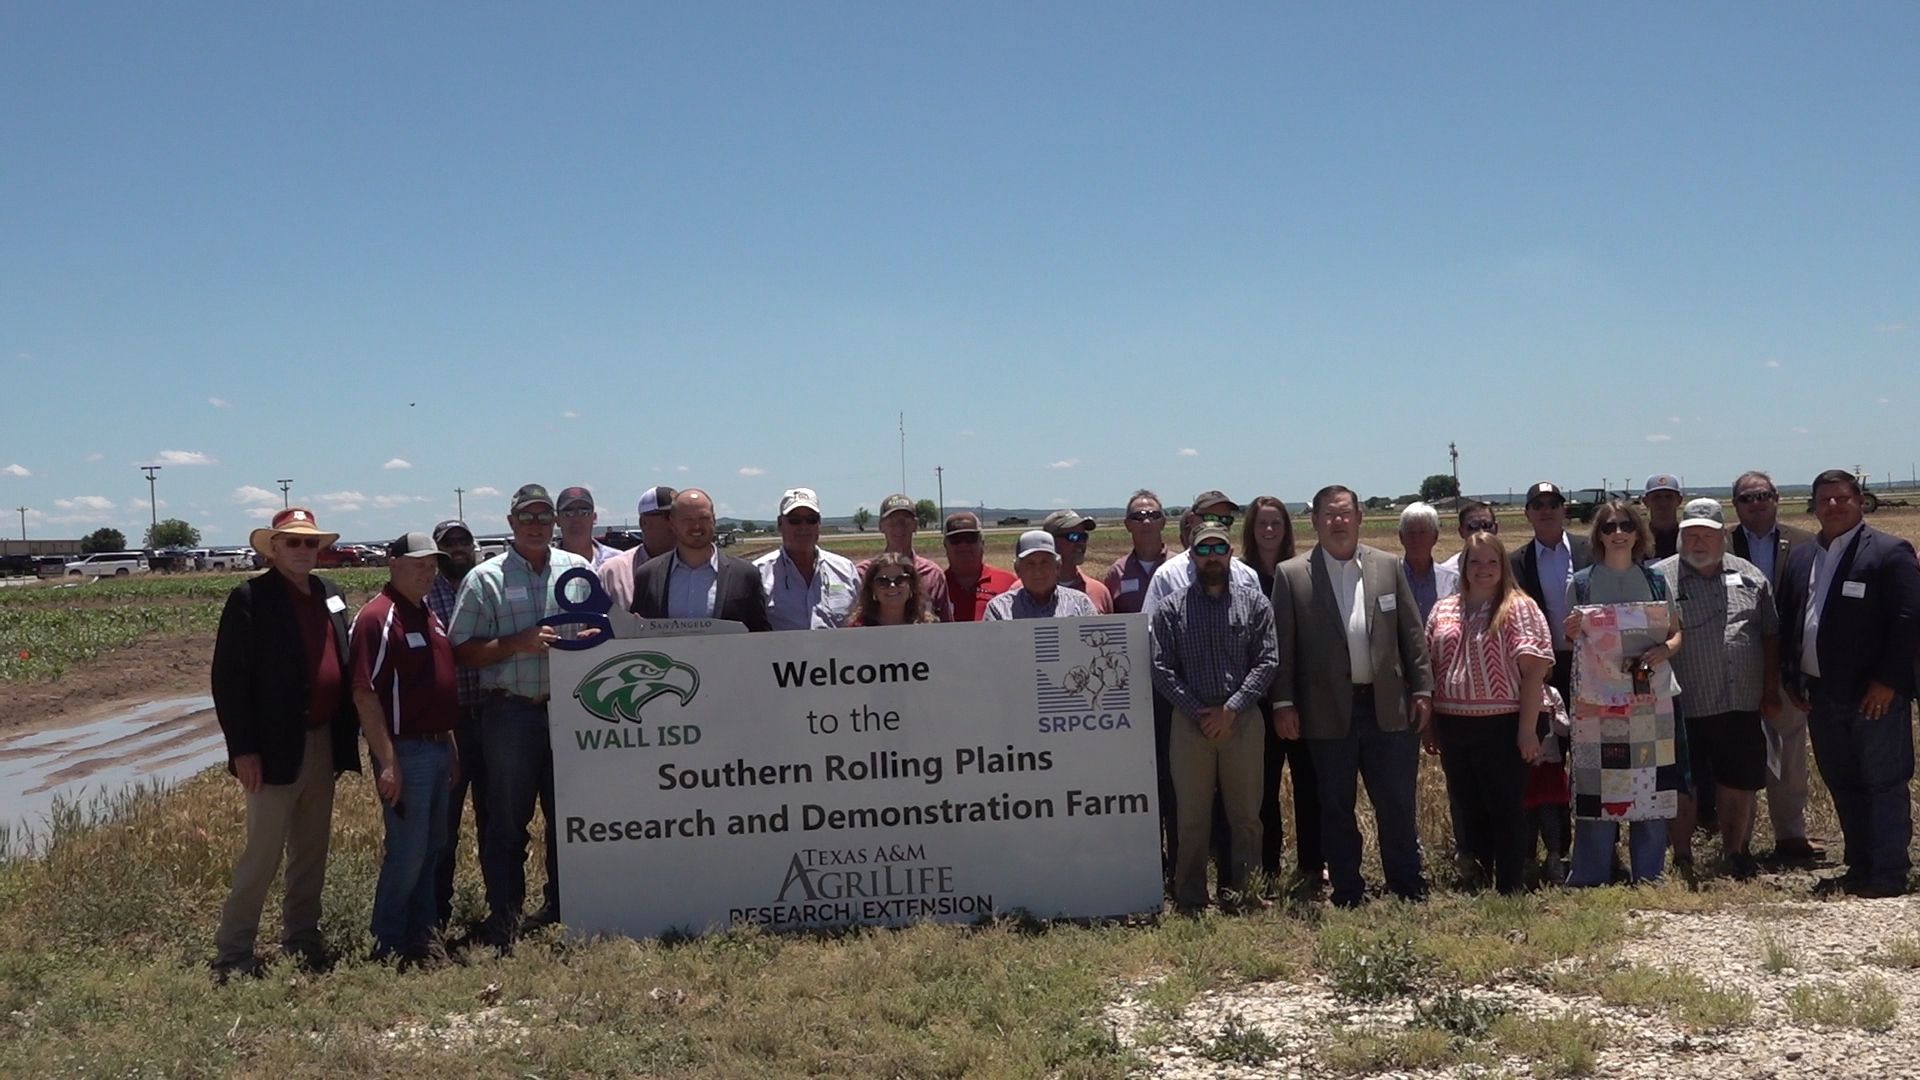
[
  {"left": 370, "top": 739, "right": 453, "bottom": 956},
  {"left": 433, "top": 705, "right": 487, "bottom": 925},
  {"left": 1568, "top": 818, "right": 1668, "bottom": 886},
  {"left": 1808, "top": 689, "right": 1914, "bottom": 888},
  {"left": 1308, "top": 692, "right": 1425, "bottom": 904},
  {"left": 481, "top": 697, "right": 560, "bottom": 923}
]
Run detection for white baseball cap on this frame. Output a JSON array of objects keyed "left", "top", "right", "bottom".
[
  {"left": 1014, "top": 530, "right": 1058, "bottom": 561},
  {"left": 779, "top": 488, "right": 821, "bottom": 518}
]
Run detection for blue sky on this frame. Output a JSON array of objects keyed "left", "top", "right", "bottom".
[{"left": 3, "top": 4, "right": 1915, "bottom": 542}]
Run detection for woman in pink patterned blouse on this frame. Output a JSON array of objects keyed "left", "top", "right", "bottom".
[{"left": 1424, "top": 531, "right": 1556, "bottom": 893}]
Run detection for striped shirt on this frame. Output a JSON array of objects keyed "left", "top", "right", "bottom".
[
  {"left": 1149, "top": 578, "right": 1278, "bottom": 716},
  {"left": 426, "top": 571, "right": 483, "bottom": 707},
  {"left": 1655, "top": 553, "right": 1779, "bottom": 715},
  {"left": 1426, "top": 592, "right": 1554, "bottom": 716},
  {"left": 447, "top": 545, "right": 590, "bottom": 700},
  {"left": 349, "top": 583, "right": 459, "bottom": 735}
]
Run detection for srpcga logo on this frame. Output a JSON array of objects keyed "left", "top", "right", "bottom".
[
  {"left": 1034, "top": 622, "right": 1134, "bottom": 734},
  {"left": 575, "top": 651, "right": 700, "bottom": 723}
]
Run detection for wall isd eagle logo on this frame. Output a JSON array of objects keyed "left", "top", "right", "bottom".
[{"left": 575, "top": 651, "right": 701, "bottom": 724}]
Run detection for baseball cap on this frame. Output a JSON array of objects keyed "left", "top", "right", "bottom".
[
  {"left": 1042, "top": 509, "right": 1096, "bottom": 535},
  {"left": 1189, "top": 490, "right": 1239, "bottom": 513},
  {"left": 431, "top": 519, "right": 472, "bottom": 544},
  {"left": 637, "top": 486, "right": 676, "bottom": 517},
  {"left": 943, "top": 511, "right": 983, "bottom": 537},
  {"left": 879, "top": 493, "right": 915, "bottom": 519},
  {"left": 1644, "top": 473, "right": 1683, "bottom": 495},
  {"left": 1524, "top": 482, "right": 1565, "bottom": 505},
  {"left": 510, "top": 484, "right": 554, "bottom": 512},
  {"left": 779, "top": 488, "right": 821, "bottom": 518},
  {"left": 1193, "top": 523, "right": 1232, "bottom": 547},
  {"left": 1678, "top": 498, "right": 1726, "bottom": 530},
  {"left": 1014, "top": 530, "right": 1058, "bottom": 560},
  {"left": 556, "top": 486, "right": 594, "bottom": 511},
  {"left": 389, "top": 531, "right": 448, "bottom": 562}
]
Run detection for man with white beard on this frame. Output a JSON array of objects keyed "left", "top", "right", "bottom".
[{"left": 1654, "top": 498, "right": 1781, "bottom": 880}]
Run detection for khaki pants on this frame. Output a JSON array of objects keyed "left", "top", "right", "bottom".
[
  {"left": 1762, "top": 702, "right": 1811, "bottom": 842},
  {"left": 1170, "top": 708, "right": 1263, "bottom": 907},
  {"left": 214, "top": 727, "right": 337, "bottom": 966}
]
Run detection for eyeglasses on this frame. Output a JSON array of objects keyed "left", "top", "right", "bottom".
[
  {"left": 1060, "top": 531, "right": 1087, "bottom": 544},
  {"left": 279, "top": 536, "right": 322, "bottom": 549},
  {"left": 1190, "top": 541, "right": 1231, "bottom": 557},
  {"left": 1200, "top": 513, "right": 1235, "bottom": 529},
  {"left": 785, "top": 514, "right": 821, "bottom": 526},
  {"left": 1598, "top": 519, "right": 1634, "bottom": 535},
  {"left": 1126, "top": 509, "right": 1165, "bottom": 522},
  {"left": 874, "top": 574, "right": 913, "bottom": 588},
  {"left": 1733, "top": 492, "right": 1776, "bottom": 505},
  {"left": 513, "top": 510, "right": 556, "bottom": 525},
  {"left": 558, "top": 508, "right": 593, "bottom": 518}
]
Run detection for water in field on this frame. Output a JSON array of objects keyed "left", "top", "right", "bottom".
[{"left": 0, "top": 695, "right": 225, "bottom": 854}]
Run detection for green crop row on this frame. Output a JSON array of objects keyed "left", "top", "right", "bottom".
[
  {"left": 0, "top": 569, "right": 388, "bottom": 608},
  {"left": 0, "top": 603, "right": 225, "bottom": 683}
]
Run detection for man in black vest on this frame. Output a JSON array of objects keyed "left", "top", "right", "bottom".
[{"left": 210, "top": 508, "right": 362, "bottom": 980}]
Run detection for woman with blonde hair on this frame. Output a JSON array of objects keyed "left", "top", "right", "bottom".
[
  {"left": 847, "top": 552, "right": 940, "bottom": 627},
  {"left": 1424, "top": 531, "right": 1556, "bottom": 893}
]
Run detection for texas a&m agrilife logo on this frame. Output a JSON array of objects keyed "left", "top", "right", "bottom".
[
  {"left": 1033, "top": 621, "right": 1133, "bottom": 734},
  {"left": 575, "top": 651, "right": 701, "bottom": 724}
]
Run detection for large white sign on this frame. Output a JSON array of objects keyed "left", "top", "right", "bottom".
[{"left": 547, "top": 615, "right": 1162, "bottom": 939}]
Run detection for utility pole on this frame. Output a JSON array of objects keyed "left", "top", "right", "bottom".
[
  {"left": 898, "top": 412, "right": 907, "bottom": 495},
  {"left": 15, "top": 506, "right": 26, "bottom": 542},
  {"left": 456, "top": 487, "right": 466, "bottom": 520},
  {"left": 277, "top": 478, "right": 293, "bottom": 508},
  {"left": 1448, "top": 442, "right": 1459, "bottom": 488},
  {"left": 934, "top": 466, "right": 945, "bottom": 523},
  {"left": 139, "top": 465, "right": 162, "bottom": 528}
]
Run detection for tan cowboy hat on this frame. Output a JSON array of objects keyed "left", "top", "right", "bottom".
[{"left": 248, "top": 506, "right": 340, "bottom": 554}]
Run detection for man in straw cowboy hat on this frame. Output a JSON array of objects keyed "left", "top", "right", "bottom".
[{"left": 210, "top": 507, "right": 363, "bottom": 980}]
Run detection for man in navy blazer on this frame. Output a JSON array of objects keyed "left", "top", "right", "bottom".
[
  {"left": 630, "top": 488, "right": 772, "bottom": 631},
  {"left": 1777, "top": 470, "right": 1920, "bottom": 898}
]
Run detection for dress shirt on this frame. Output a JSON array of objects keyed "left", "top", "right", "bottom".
[
  {"left": 1534, "top": 535, "right": 1574, "bottom": 651},
  {"left": 447, "top": 545, "right": 590, "bottom": 700},
  {"left": 1403, "top": 558, "right": 1460, "bottom": 623},
  {"left": 1800, "top": 523, "right": 1862, "bottom": 678},
  {"left": 1140, "top": 549, "right": 1261, "bottom": 619},
  {"left": 1741, "top": 527, "right": 1777, "bottom": 584},
  {"left": 666, "top": 548, "right": 721, "bottom": 619},
  {"left": 1327, "top": 553, "right": 1374, "bottom": 684},
  {"left": 1149, "top": 578, "right": 1278, "bottom": 717},
  {"left": 983, "top": 586, "right": 1098, "bottom": 620},
  {"left": 755, "top": 545, "right": 859, "bottom": 630}
]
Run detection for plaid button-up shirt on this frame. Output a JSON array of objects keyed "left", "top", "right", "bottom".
[
  {"left": 426, "top": 571, "right": 484, "bottom": 708},
  {"left": 1149, "top": 577, "right": 1279, "bottom": 717},
  {"left": 1655, "top": 552, "right": 1779, "bottom": 715},
  {"left": 447, "top": 545, "right": 590, "bottom": 701}
]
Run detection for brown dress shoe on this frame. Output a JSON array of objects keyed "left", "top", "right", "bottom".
[{"left": 1772, "top": 837, "right": 1824, "bottom": 863}]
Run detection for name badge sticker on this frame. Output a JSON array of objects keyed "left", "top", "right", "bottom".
[
  {"left": 1723, "top": 572, "right": 1743, "bottom": 587},
  {"left": 1378, "top": 593, "right": 1398, "bottom": 613},
  {"left": 405, "top": 632, "right": 427, "bottom": 648},
  {"left": 325, "top": 595, "right": 347, "bottom": 613},
  {"left": 1841, "top": 580, "right": 1867, "bottom": 599},
  {"left": 1120, "top": 579, "right": 1142, "bottom": 594},
  {"left": 505, "top": 585, "right": 530, "bottom": 601}
]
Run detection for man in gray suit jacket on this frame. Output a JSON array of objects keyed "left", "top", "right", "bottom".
[
  {"left": 630, "top": 489, "right": 772, "bottom": 632},
  {"left": 1270, "top": 485, "right": 1434, "bottom": 906}
]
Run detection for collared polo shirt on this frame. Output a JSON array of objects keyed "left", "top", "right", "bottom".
[
  {"left": 667, "top": 548, "right": 721, "bottom": 619},
  {"left": 1104, "top": 549, "right": 1167, "bottom": 615},
  {"left": 1655, "top": 554, "right": 1778, "bottom": 715},
  {"left": 351, "top": 582, "right": 459, "bottom": 736},
  {"left": 983, "top": 585, "right": 1098, "bottom": 620},
  {"left": 448, "top": 545, "right": 590, "bottom": 700},
  {"left": 946, "top": 564, "right": 1018, "bottom": 622},
  {"left": 755, "top": 545, "right": 859, "bottom": 629},
  {"left": 1062, "top": 568, "right": 1113, "bottom": 614},
  {"left": 426, "top": 571, "right": 484, "bottom": 707}
]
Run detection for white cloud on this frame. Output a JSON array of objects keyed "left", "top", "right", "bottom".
[
  {"left": 1047, "top": 459, "right": 1080, "bottom": 470},
  {"left": 1793, "top": 427, "right": 1810, "bottom": 435},
  {"left": 1645, "top": 434, "right": 1672, "bottom": 444},
  {"left": 209, "top": 397, "right": 233, "bottom": 408},
  {"left": 1877, "top": 323, "right": 1908, "bottom": 333},
  {"left": 676, "top": 465, "right": 690, "bottom": 473},
  {"left": 57, "top": 495, "right": 114, "bottom": 511},
  {"left": 739, "top": 466, "right": 768, "bottom": 477},
  {"left": 382, "top": 458, "right": 412, "bottom": 470},
  {"left": 958, "top": 429, "right": 976, "bottom": 437},
  {"left": 1, "top": 463, "right": 29, "bottom": 477},
  {"left": 373, "top": 494, "right": 430, "bottom": 509},
  {"left": 233, "top": 485, "right": 279, "bottom": 505},
  {"left": 1177, "top": 448, "right": 1199, "bottom": 457},
  {"left": 562, "top": 411, "right": 579, "bottom": 419},
  {"left": 313, "top": 491, "right": 367, "bottom": 511},
  {"left": 1879, "top": 397, "right": 1892, "bottom": 405},
  {"left": 153, "top": 449, "right": 216, "bottom": 467},
  {"left": 1667, "top": 417, "right": 1681, "bottom": 424},
  {"left": 245, "top": 507, "right": 280, "bottom": 520},
  {"left": 471, "top": 486, "right": 502, "bottom": 497},
  {"left": 83, "top": 452, "right": 104, "bottom": 463},
  {"left": 1764, "top": 360, "right": 1781, "bottom": 369}
]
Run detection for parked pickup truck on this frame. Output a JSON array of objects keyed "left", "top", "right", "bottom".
[{"left": 64, "top": 552, "right": 151, "bottom": 577}]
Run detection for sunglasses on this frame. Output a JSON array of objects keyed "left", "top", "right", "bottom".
[
  {"left": 558, "top": 507, "right": 594, "bottom": 518},
  {"left": 1200, "top": 513, "right": 1235, "bottom": 528},
  {"left": 1526, "top": 499, "right": 1564, "bottom": 511},
  {"left": 785, "top": 513, "right": 821, "bottom": 526},
  {"left": 1127, "top": 509, "right": 1165, "bottom": 522},
  {"left": 1060, "top": 531, "right": 1088, "bottom": 544},
  {"left": 513, "top": 510, "right": 556, "bottom": 525},
  {"left": 279, "top": 536, "right": 322, "bottom": 550},
  {"left": 1733, "top": 492, "right": 1776, "bottom": 505},
  {"left": 874, "top": 574, "right": 913, "bottom": 588},
  {"left": 1598, "top": 519, "right": 1634, "bottom": 535},
  {"left": 1464, "top": 521, "right": 1496, "bottom": 533},
  {"left": 1190, "top": 541, "right": 1231, "bottom": 557}
]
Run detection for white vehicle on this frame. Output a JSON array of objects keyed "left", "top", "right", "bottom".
[
  {"left": 65, "top": 552, "right": 151, "bottom": 577},
  {"left": 202, "top": 548, "right": 250, "bottom": 571}
]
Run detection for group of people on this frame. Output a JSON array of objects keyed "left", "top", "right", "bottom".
[{"left": 207, "top": 467, "right": 1919, "bottom": 975}]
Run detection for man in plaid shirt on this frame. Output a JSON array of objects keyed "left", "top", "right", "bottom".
[
  {"left": 425, "top": 518, "right": 486, "bottom": 928},
  {"left": 1150, "top": 521, "right": 1279, "bottom": 911}
]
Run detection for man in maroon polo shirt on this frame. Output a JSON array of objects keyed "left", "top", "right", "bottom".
[
  {"left": 856, "top": 494, "right": 953, "bottom": 621},
  {"left": 942, "top": 512, "right": 1017, "bottom": 621},
  {"left": 350, "top": 531, "right": 461, "bottom": 965},
  {"left": 1045, "top": 508, "right": 1114, "bottom": 614},
  {"left": 1105, "top": 489, "right": 1171, "bottom": 615}
]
